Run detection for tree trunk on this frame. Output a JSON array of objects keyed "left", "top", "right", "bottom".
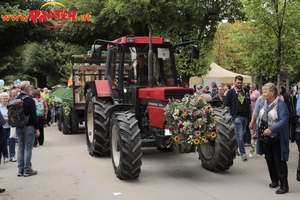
[{"left": 285, "top": 72, "right": 290, "bottom": 94}]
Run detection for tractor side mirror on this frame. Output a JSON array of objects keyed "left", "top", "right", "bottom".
[
  {"left": 91, "top": 44, "right": 102, "bottom": 59},
  {"left": 191, "top": 45, "right": 199, "bottom": 59}
]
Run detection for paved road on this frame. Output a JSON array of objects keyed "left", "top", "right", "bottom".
[{"left": 0, "top": 125, "right": 300, "bottom": 200}]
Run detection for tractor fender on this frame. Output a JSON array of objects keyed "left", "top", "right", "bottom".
[
  {"left": 107, "top": 104, "right": 133, "bottom": 121},
  {"left": 105, "top": 104, "right": 133, "bottom": 139},
  {"left": 84, "top": 80, "right": 112, "bottom": 98}
]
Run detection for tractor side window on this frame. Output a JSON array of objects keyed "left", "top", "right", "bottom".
[{"left": 108, "top": 47, "right": 119, "bottom": 84}]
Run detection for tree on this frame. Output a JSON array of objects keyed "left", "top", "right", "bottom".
[
  {"left": 1, "top": 0, "right": 245, "bottom": 86},
  {"left": 21, "top": 40, "right": 86, "bottom": 87},
  {"left": 242, "top": 0, "right": 300, "bottom": 89},
  {"left": 60, "top": 0, "right": 245, "bottom": 82},
  {"left": 211, "top": 22, "right": 249, "bottom": 74}
]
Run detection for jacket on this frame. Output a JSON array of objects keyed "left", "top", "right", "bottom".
[
  {"left": 289, "top": 94, "right": 298, "bottom": 142},
  {"left": 224, "top": 87, "right": 251, "bottom": 119},
  {"left": 256, "top": 100, "right": 290, "bottom": 161},
  {"left": 16, "top": 93, "right": 39, "bottom": 130}
]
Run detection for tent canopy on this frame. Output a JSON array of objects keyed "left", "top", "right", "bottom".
[{"left": 190, "top": 62, "right": 252, "bottom": 86}]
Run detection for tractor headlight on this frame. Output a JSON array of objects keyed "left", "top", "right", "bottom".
[
  {"left": 126, "top": 36, "right": 135, "bottom": 43},
  {"left": 163, "top": 37, "right": 171, "bottom": 43}
]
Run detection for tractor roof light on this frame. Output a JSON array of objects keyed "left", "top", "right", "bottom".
[
  {"left": 163, "top": 37, "right": 171, "bottom": 43},
  {"left": 126, "top": 36, "right": 135, "bottom": 43}
]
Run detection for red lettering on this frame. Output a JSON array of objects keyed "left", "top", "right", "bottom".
[
  {"left": 38, "top": 11, "right": 48, "bottom": 22},
  {"left": 1, "top": 15, "right": 11, "bottom": 21},
  {"left": 29, "top": 10, "right": 40, "bottom": 23},
  {"left": 54, "top": 10, "right": 63, "bottom": 20},
  {"left": 61, "top": 10, "right": 68, "bottom": 21},
  {"left": 68, "top": 10, "right": 76, "bottom": 21},
  {"left": 47, "top": 10, "right": 58, "bottom": 20}
]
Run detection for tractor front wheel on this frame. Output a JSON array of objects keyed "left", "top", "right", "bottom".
[
  {"left": 197, "top": 108, "right": 237, "bottom": 171},
  {"left": 110, "top": 111, "right": 142, "bottom": 179}
]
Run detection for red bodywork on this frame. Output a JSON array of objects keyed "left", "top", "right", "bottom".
[
  {"left": 95, "top": 80, "right": 111, "bottom": 97},
  {"left": 147, "top": 106, "right": 165, "bottom": 128},
  {"left": 112, "top": 36, "right": 171, "bottom": 45},
  {"left": 139, "top": 87, "right": 194, "bottom": 128}
]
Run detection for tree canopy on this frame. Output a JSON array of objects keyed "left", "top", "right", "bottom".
[{"left": 6, "top": 0, "right": 300, "bottom": 89}]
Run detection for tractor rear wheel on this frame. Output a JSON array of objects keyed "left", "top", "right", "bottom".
[
  {"left": 61, "top": 112, "right": 71, "bottom": 134},
  {"left": 71, "top": 110, "right": 79, "bottom": 134},
  {"left": 57, "top": 108, "right": 62, "bottom": 132},
  {"left": 197, "top": 108, "right": 237, "bottom": 171},
  {"left": 110, "top": 111, "right": 142, "bottom": 179},
  {"left": 85, "top": 88, "right": 112, "bottom": 156}
]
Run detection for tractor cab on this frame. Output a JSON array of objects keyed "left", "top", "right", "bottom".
[{"left": 90, "top": 36, "right": 197, "bottom": 105}]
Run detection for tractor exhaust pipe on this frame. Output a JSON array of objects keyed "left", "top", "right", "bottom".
[{"left": 148, "top": 27, "right": 153, "bottom": 88}]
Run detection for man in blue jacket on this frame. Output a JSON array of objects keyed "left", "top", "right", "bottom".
[
  {"left": 225, "top": 75, "right": 251, "bottom": 161},
  {"left": 15, "top": 81, "right": 40, "bottom": 177}
]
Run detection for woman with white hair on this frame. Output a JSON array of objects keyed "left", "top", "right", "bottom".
[
  {"left": 0, "top": 92, "right": 17, "bottom": 163},
  {"left": 256, "top": 83, "right": 289, "bottom": 194}
]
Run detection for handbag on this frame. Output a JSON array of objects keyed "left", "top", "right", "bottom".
[
  {"left": 259, "top": 119, "right": 279, "bottom": 143},
  {"left": 268, "top": 132, "right": 280, "bottom": 140}
]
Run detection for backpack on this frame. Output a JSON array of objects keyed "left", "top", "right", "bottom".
[
  {"left": 34, "top": 99, "right": 45, "bottom": 117},
  {"left": 7, "top": 95, "right": 29, "bottom": 128}
]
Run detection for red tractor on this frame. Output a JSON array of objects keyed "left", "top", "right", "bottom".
[{"left": 84, "top": 34, "right": 237, "bottom": 179}]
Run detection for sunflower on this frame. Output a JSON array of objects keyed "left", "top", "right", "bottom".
[
  {"left": 201, "top": 136, "right": 207, "bottom": 141},
  {"left": 206, "top": 105, "right": 212, "bottom": 110},
  {"left": 181, "top": 113, "right": 188, "bottom": 119},
  {"left": 211, "top": 132, "right": 217, "bottom": 139},
  {"left": 173, "top": 136, "right": 180, "bottom": 142},
  {"left": 194, "top": 138, "right": 200, "bottom": 145}
]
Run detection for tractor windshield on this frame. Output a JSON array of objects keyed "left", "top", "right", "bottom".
[{"left": 124, "top": 45, "right": 175, "bottom": 86}]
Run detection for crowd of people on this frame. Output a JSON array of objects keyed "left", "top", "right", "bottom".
[
  {"left": 1, "top": 76, "right": 300, "bottom": 195},
  {"left": 0, "top": 81, "right": 57, "bottom": 193},
  {"left": 194, "top": 76, "right": 300, "bottom": 194}
]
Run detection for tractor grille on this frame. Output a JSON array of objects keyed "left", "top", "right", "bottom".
[{"left": 164, "top": 90, "right": 193, "bottom": 99}]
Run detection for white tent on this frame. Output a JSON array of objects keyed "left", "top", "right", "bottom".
[{"left": 190, "top": 62, "right": 252, "bottom": 86}]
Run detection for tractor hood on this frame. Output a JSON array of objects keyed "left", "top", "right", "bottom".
[{"left": 138, "top": 87, "right": 194, "bottom": 102}]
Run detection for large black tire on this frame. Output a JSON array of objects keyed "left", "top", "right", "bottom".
[
  {"left": 61, "top": 112, "right": 71, "bottom": 134},
  {"left": 110, "top": 111, "right": 142, "bottom": 179},
  {"left": 57, "top": 109, "right": 62, "bottom": 132},
  {"left": 198, "top": 108, "right": 237, "bottom": 171},
  {"left": 71, "top": 110, "right": 79, "bottom": 134},
  {"left": 85, "top": 88, "right": 112, "bottom": 156}
]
